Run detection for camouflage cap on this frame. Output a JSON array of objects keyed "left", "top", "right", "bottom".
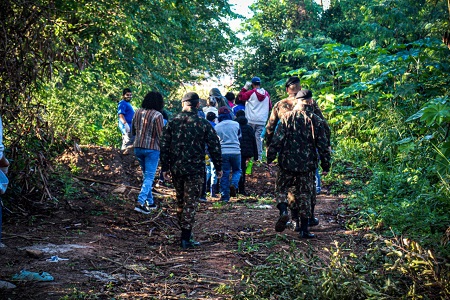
[
  {"left": 182, "top": 92, "right": 200, "bottom": 102},
  {"left": 295, "top": 89, "right": 313, "bottom": 100},
  {"left": 285, "top": 76, "right": 300, "bottom": 88}
]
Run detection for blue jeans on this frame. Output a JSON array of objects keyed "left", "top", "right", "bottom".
[
  {"left": 220, "top": 153, "right": 242, "bottom": 201},
  {"left": 0, "top": 200, "right": 2, "bottom": 242},
  {"left": 134, "top": 148, "right": 160, "bottom": 206}
]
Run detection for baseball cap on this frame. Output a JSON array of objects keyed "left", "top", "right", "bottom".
[
  {"left": 182, "top": 92, "right": 200, "bottom": 102},
  {"left": 251, "top": 77, "right": 261, "bottom": 84}
]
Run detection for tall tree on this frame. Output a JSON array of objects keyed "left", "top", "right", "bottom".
[
  {"left": 235, "top": 0, "right": 323, "bottom": 98},
  {"left": 0, "top": 0, "right": 238, "bottom": 201}
]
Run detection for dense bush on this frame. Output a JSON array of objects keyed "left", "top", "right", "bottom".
[{"left": 236, "top": 237, "right": 450, "bottom": 299}]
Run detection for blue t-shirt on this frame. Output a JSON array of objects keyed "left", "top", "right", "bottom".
[
  {"left": 198, "top": 110, "right": 206, "bottom": 119},
  {"left": 117, "top": 100, "right": 135, "bottom": 126},
  {"left": 233, "top": 104, "right": 245, "bottom": 115}
]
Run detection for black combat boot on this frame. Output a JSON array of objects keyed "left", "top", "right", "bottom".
[
  {"left": 275, "top": 203, "right": 290, "bottom": 232},
  {"left": 291, "top": 209, "right": 300, "bottom": 232},
  {"left": 308, "top": 204, "right": 319, "bottom": 226},
  {"left": 299, "top": 217, "right": 315, "bottom": 238},
  {"left": 180, "top": 228, "right": 200, "bottom": 249}
]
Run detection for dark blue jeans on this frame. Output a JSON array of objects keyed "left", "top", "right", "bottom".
[
  {"left": 220, "top": 153, "right": 242, "bottom": 201},
  {"left": 0, "top": 200, "right": 2, "bottom": 242}
]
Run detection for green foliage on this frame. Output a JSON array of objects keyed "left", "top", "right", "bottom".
[
  {"left": 1, "top": 0, "right": 238, "bottom": 201},
  {"left": 322, "top": 0, "right": 449, "bottom": 47},
  {"left": 323, "top": 157, "right": 371, "bottom": 195},
  {"left": 235, "top": 0, "right": 324, "bottom": 99},
  {"left": 281, "top": 38, "right": 450, "bottom": 249},
  {"left": 236, "top": 238, "right": 450, "bottom": 299},
  {"left": 345, "top": 164, "right": 450, "bottom": 249}
]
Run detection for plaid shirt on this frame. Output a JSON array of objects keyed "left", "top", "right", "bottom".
[{"left": 132, "top": 108, "right": 164, "bottom": 150}]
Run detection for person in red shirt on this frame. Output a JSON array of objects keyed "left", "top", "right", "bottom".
[{"left": 237, "top": 77, "right": 272, "bottom": 161}]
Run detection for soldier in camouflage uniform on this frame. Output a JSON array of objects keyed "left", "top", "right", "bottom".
[
  {"left": 265, "top": 77, "right": 331, "bottom": 148},
  {"left": 265, "top": 77, "right": 331, "bottom": 231},
  {"left": 160, "top": 92, "right": 222, "bottom": 249},
  {"left": 267, "top": 89, "right": 331, "bottom": 238}
]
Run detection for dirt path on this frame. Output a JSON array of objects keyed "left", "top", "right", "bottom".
[{"left": 0, "top": 146, "right": 349, "bottom": 299}]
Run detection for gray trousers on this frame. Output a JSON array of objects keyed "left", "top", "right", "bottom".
[{"left": 249, "top": 123, "right": 264, "bottom": 161}]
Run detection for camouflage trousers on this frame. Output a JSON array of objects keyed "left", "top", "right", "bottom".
[
  {"left": 275, "top": 169, "right": 316, "bottom": 219},
  {"left": 172, "top": 174, "right": 204, "bottom": 230}
]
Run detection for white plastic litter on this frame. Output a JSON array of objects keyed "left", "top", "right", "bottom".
[
  {"left": 254, "top": 205, "right": 272, "bottom": 209},
  {"left": 46, "top": 255, "right": 69, "bottom": 262},
  {"left": 0, "top": 280, "right": 16, "bottom": 289}
]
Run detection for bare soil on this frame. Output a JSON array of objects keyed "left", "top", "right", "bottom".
[{"left": 0, "top": 145, "right": 352, "bottom": 299}]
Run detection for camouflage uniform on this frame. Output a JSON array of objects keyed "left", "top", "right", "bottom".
[
  {"left": 267, "top": 104, "right": 331, "bottom": 219},
  {"left": 266, "top": 95, "right": 331, "bottom": 209},
  {"left": 275, "top": 169, "right": 316, "bottom": 218},
  {"left": 160, "top": 106, "right": 222, "bottom": 230},
  {"left": 265, "top": 96, "right": 331, "bottom": 149}
]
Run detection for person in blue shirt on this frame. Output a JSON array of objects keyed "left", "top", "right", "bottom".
[
  {"left": 204, "top": 111, "right": 219, "bottom": 198},
  {"left": 118, "top": 88, "right": 135, "bottom": 153},
  {"left": 233, "top": 98, "right": 245, "bottom": 115},
  {"left": 0, "top": 116, "right": 9, "bottom": 249}
]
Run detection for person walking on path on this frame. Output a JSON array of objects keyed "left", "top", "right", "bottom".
[
  {"left": 160, "top": 92, "right": 222, "bottom": 249},
  {"left": 235, "top": 110, "right": 258, "bottom": 196},
  {"left": 204, "top": 111, "right": 219, "bottom": 198},
  {"left": 265, "top": 76, "right": 331, "bottom": 229},
  {"left": 265, "top": 77, "right": 331, "bottom": 150},
  {"left": 214, "top": 106, "right": 242, "bottom": 202},
  {"left": 232, "top": 97, "right": 245, "bottom": 115},
  {"left": 209, "top": 88, "right": 233, "bottom": 117},
  {"left": 118, "top": 88, "right": 135, "bottom": 153},
  {"left": 267, "top": 90, "right": 331, "bottom": 239},
  {"left": 132, "top": 91, "right": 165, "bottom": 214},
  {"left": 225, "top": 91, "right": 236, "bottom": 108},
  {"left": 202, "top": 97, "right": 218, "bottom": 123},
  {"left": 0, "top": 116, "right": 10, "bottom": 249},
  {"left": 237, "top": 77, "right": 271, "bottom": 161}
]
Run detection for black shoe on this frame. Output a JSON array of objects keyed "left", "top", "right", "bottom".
[
  {"left": 308, "top": 217, "right": 319, "bottom": 226},
  {"left": 210, "top": 184, "right": 217, "bottom": 197},
  {"left": 146, "top": 203, "right": 158, "bottom": 210},
  {"left": 134, "top": 204, "right": 151, "bottom": 215},
  {"left": 275, "top": 212, "right": 290, "bottom": 232},
  {"left": 238, "top": 190, "right": 249, "bottom": 196},
  {"left": 230, "top": 185, "right": 237, "bottom": 197},
  {"left": 181, "top": 239, "right": 201, "bottom": 249},
  {"left": 299, "top": 231, "right": 315, "bottom": 238}
]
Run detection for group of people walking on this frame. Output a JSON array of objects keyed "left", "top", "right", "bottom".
[{"left": 117, "top": 76, "right": 331, "bottom": 249}]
